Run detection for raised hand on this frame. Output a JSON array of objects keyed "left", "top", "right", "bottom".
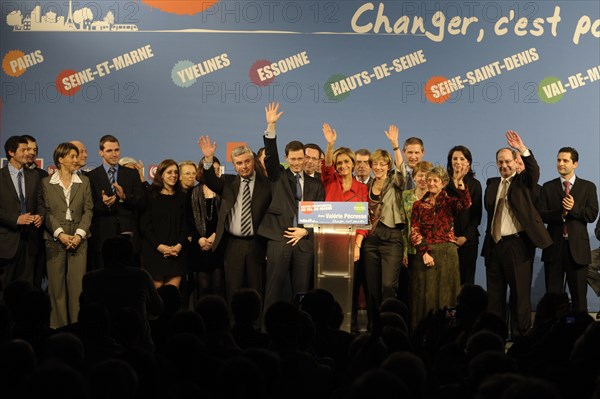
[
  {"left": 198, "top": 135, "right": 217, "bottom": 159},
  {"left": 265, "top": 102, "right": 284, "bottom": 126},
  {"left": 385, "top": 124, "right": 404, "bottom": 168},
  {"left": 453, "top": 162, "right": 468, "bottom": 181},
  {"left": 506, "top": 130, "right": 526, "bottom": 152},
  {"left": 322, "top": 123, "right": 337, "bottom": 145},
  {"left": 135, "top": 160, "right": 146, "bottom": 182},
  {"left": 385, "top": 124, "right": 399, "bottom": 146}
]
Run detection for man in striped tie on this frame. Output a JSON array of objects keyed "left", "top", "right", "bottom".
[
  {"left": 199, "top": 135, "right": 272, "bottom": 306},
  {"left": 88, "top": 135, "right": 146, "bottom": 269}
]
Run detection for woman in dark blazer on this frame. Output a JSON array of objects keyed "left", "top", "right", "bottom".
[
  {"left": 42, "top": 142, "right": 93, "bottom": 329},
  {"left": 446, "top": 146, "right": 482, "bottom": 285}
]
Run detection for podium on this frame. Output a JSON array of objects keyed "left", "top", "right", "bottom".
[{"left": 299, "top": 201, "right": 369, "bottom": 332}]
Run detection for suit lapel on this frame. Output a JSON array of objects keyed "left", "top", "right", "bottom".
[
  {"left": 70, "top": 181, "right": 81, "bottom": 204},
  {"left": 23, "top": 169, "right": 39, "bottom": 212},
  {"left": 553, "top": 178, "right": 564, "bottom": 199},
  {"left": 1, "top": 168, "right": 20, "bottom": 202},
  {"left": 233, "top": 175, "right": 241, "bottom": 199},
  {"left": 568, "top": 178, "right": 584, "bottom": 199},
  {"left": 50, "top": 183, "right": 67, "bottom": 207},
  {"left": 487, "top": 178, "right": 500, "bottom": 209},
  {"left": 99, "top": 166, "right": 112, "bottom": 191}
]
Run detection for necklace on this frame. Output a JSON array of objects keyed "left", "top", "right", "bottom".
[{"left": 205, "top": 196, "right": 215, "bottom": 221}]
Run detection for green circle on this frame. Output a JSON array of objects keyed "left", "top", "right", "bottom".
[
  {"left": 324, "top": 74, "right": 351, "bottom": 102},
  {"left": 538, "top": 76, "right": 564, "bottom": 104},
  {"left": 354, "top": 203, "right": 366, "bottom": 214},
  {"left": 171, "top": 60, "right": 196, "bottom": 88}
]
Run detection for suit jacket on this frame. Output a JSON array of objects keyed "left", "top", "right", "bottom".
[
  {"left": 41, "top": 174, "right": 94, "bottom": 241},
  {"left": 481, "top": 152, "right": 552, "bottom": 264},
  {"left": 257, "top": 136, "right": 325, "bottom": 252},
  {"left": 539, "top": 177, "right": 598, "bottom": 265},
  {"left": 203, "top": 161, "right": 272, "bottom": 251},
  {"left": 88, "top": 165, "right": 145, "bottom": 242},
  {"left": 0, "top": 166, "right": 45, "bottom": 259}
]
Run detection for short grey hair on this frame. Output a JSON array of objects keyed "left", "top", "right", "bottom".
[
  {"left": 427, "top": 166, "right": 449, "bottom": 184},
  {"left": 231, "top": 145, "right": 253, "bottom": 160}
]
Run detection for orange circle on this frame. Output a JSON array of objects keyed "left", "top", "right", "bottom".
[
  {"left": 2, "top": 50, "right": 26, "bottom": 77},
  {"left": 424, "top": 76, "right": 450, "bottom": 104},
  {"left": 55, "top": 69, "right": 81, "bottom": 97},
  {"left": 142, "top": 0, "right": 221, "bottom": 15}
]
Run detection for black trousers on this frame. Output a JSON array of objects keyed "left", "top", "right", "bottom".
[
  {"left": 263, "top": 240, "right": 313, "bottom": 315},
  {"left": 486, "top": 234, "right": 534, "bottom": 336},
  {"left": 545, "top": 238, "right": 588, "bottom": 312},
  {"left": 222, "top": 234, "right": 266, "bottom": 305},
  {"left": 458, "top": 243, "right": 479, "bottom": 285},
  {"left": 0, "top": 235, "right": 35, "bottom": 294}
]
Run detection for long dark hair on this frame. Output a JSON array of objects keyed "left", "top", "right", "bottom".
[
  {"left": 447, "top": 145, "right": 475, "bottom": 178},
  {"left": 196, "top": 156, "right": 221, "bottom": 184},
  {"left": 149, "top": 159, "right": 180, "bottom": 195}
]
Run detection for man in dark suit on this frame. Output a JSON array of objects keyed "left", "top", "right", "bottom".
[
  {"left": 0, "top": 136, "right": 45, "bottom": 292},
  {"left": 539, "top": 147, "right": 598, "bottom": 311},
  {"left": 88, "top": 135, "right": 145, "bottom": 269},
  {"left": 481, "top": 130, "right": 552, "bottom": 336},
  {"left": 198, "top": 135, "right": 272, "bottom": 305},
  {"left": 258, "top": 103, "right": 325, "bottom": 314}
]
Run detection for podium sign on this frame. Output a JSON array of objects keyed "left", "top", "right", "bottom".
[
  {"left": 299, "top": 202, "right": 368, "bottom": 332},
  {"left": 298, "top": 201, "right": 368, "bottom": 225}
]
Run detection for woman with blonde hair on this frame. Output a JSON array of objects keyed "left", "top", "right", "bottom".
[
  {"left": 361, "top": 125, "right": 406, "bottom": 331},
  {"left": 321, "top": 123, "right": 368, "bottom": 262}
]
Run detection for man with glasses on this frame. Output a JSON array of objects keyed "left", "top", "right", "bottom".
[
  {"left": 354, "top": 149, "right": 372, "bottom": 185},
  {"left": 481, "top": 130, "right": 551, "bottom": 337}
]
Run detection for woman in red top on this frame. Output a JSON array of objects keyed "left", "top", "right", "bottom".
[
  {"left": 321, "top": 123, "right": 368, "bottom": 262},
  {"left": 410, "top": 165, "right": 471, "bottom": 329}
]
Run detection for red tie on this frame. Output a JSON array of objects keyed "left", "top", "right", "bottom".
[{"left": 563, "top": 180, "right": 571, "bottom": 238}]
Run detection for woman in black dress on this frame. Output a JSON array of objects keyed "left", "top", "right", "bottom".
[
  {"left": 140, "top": 159, "right": 188, "bottom": 288},
  {"left": 187, "top": 156, "right": 224, "bottom": 307}
]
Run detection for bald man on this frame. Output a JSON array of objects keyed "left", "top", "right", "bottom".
[{"left": 70, "top": 140, "right": 89, "bottom": 175}]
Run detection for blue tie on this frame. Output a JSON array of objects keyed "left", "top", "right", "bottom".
[
  {"left": 108, "top": 167, "right": 116, "bottom": 193},
  {"left": 17, "top": 171, "right": 27, "bottom": 214},
  {"left": 295, "top": 174, "right": 302, "bottom": 201}
]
